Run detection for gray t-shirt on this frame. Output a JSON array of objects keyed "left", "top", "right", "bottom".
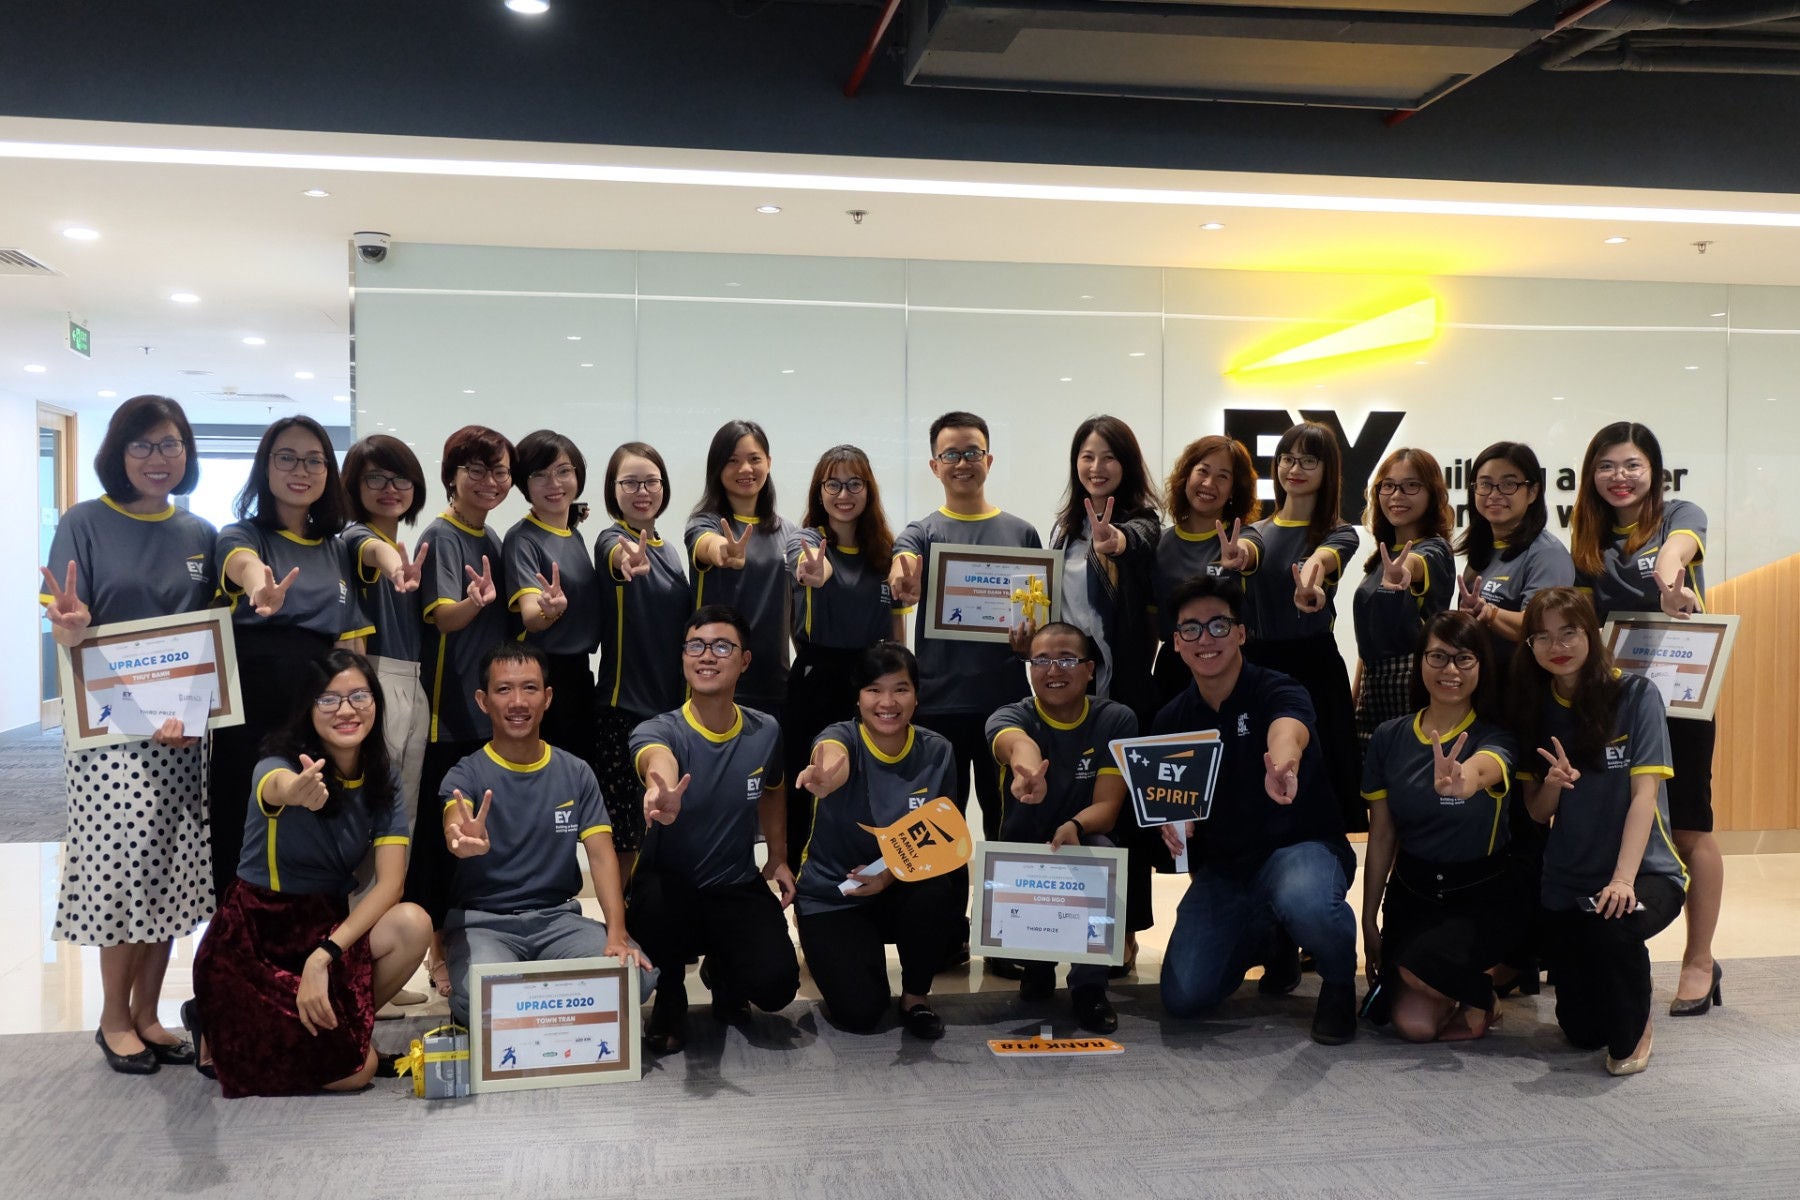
[
  {"left": 344, "top": 522, "right": 423, "bottom": 664},
  {"left": 418, "top": 513, "right": 507, "bottom": 744},
  {"left": 893, "top": 507, "right": 1042, "bottom": 716},
  {"left": 504, "top": 514, "right": 601, "bottom": 657},
  {"left": 1580, "top": 498, "right": 1708, "bottom": 622},
  {"left": 594, "top": 521, "right": 689, "bottom": 718},
  {"left": 1351, "top": 536, "right": 1454, "bottom": 663},
  {"left": 441, "top": 743, "right": 613, "bottom": 914},
  {"left": 217, "top": 522, "right": 373, "bottom": 640},
  {"left": 238, "top": 757, "right": 410, "bottom": 896},
  {"left": 1360, "top": 710, "right": 1515, "bottom": 863},
  {"left": 42, "top": 497, "right": 217, "bottom": 625},
  {"left": 1470, "top": 527, "right": 1575, "bottom": 613},
  {"left": 791, "top": 528, "right": 898, "bottom": 651},
  {"left": 630, "top": 703, "right": 785, "bottom": 890},
  {"left": 1517, "top": 674, "right": 1687, "bottom": 911},
  {"left": 1241, "top": 518, "right": 1361, "bottom": 641},
  {"left": 794, "top": 721, "right": 958, "bottom": 917},
  {"left": 684, "top": 513, "right": 801, "bottom": 710},
  {"left": 1058, "top": 536, "right": 1113, "bottom": 695},
  {"left": 1152, "top": 525, "right": 1243, "bottom": 640},
  {"left": 985, "top": 696, "right": 1138, "bottom": 842}
]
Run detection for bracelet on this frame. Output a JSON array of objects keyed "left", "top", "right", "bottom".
[
  {"left": 314, "top": 938, "right": 344, "bottom": 964},
  {"left": 1066, "top": 816, "right": 1086, "bottom": 838}
]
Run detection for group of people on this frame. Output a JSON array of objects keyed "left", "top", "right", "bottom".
[{"left": 40, "top": 393, "right": 1719, "bottom": 1095}]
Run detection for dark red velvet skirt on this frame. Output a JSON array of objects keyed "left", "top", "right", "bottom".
[{"left": 193, "top": 879, "right": 375, "bottom": 1098}]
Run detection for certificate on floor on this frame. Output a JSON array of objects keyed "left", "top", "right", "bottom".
[
  {"left": 467, "top": 958, "right": 641, "bottom": 1093},
  {"left": 972, "top": 841, "right": 1127, "bottom": 966}
]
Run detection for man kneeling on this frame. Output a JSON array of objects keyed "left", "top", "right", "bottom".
[{"left": 441, "top": 643, "right": 654, "bottom": 1025}]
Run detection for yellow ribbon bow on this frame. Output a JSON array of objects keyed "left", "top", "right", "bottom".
[
  {"left": 395, "top": 1024, "right": 468, "bottom": 1098},
  {"left": 1010, "top": 574, "right": 1049, "bottom": 626}
]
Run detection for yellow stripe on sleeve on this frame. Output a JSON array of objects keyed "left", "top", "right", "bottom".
[{"left": 579, "top": 824, "right": 614, "bottom": 840}]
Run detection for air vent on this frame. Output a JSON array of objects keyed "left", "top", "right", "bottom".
[
  {"left": 0, "top": 249, "right": 59, "bottom": 276},
  {"left": 199, "top": 391, "right": 298, "bottom": 404}
]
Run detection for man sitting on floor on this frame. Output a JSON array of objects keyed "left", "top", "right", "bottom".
[{"left": 441, "top": 642, "right": 654, "bottom": 1025}]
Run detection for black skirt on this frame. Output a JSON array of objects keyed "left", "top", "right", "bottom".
[
  {"left": 1243, "top": 630, "right": 1366, "bottom": 833},
  {"left": 1376, "top": 849, "right": 1529, "bottom": 1015}
]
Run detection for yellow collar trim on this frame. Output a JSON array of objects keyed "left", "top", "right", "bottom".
[
  {"left": 614, "top": 518, "right": 662, "bottom": 547},
  {"left": 1411, "top": 708, "right": 1476, "bottom": 745},
  {"left": 858, "top": 722, "right": 914, "bottom": 764},
  {"left": 526, "top": 513, "right": 571, "bottom": 538},
  {"left": 1611, "top": 523, "right": 1638, "bottom": 535},
  {"left": 341, "top": 775, "right": 365, "bottom": 789},
  {"left": 441, "top": 511, "right": 486, "bottom": 537},
  {"left": 277, "top": 529, "right": 323, "bottom": 546},
  {"left": 364, "top": 523, "right": 400, "bottom": 548},
  {"left": 483, "top": 742, "right": 553, "bottom": 772},
  {"left": 1272, "top": 516, "right": 1309, "bottom": 528},
  {"left": 101, "top": 495, "right": 176, "bottom": 522},
  {"left": 1035, "top": 696, "right": 1089, "bottom": 731},
  {"left": 682, "top": 700, "right": 742, "bottom": 744},
  {"left": 1174, "top": 525, "right": 1218, "bottom": 543},
  {"left": 938, "top": 506, "right": 1000, "bottom": 522}
]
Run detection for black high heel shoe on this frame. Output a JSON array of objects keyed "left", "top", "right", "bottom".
[
  {"left": 180, "top": 1000, "right": 217, "bottom": 1079},
  {"left": 1669, "top": 962, "right": 1723, "bottom": 1017}
]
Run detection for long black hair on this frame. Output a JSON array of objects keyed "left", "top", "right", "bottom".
[
  {"left": 1053, "top": 415, "right": 1161, "bottom": 547},
  {"left": 692, "top": 419, "right": 778, "bottom": 534},
  {"left": 1508, "top": 587, "right": 1621, "bottom": 772},
  {"left": 234, "top": 415, "right": 350, "bottom": 537},
  {"left": 261, "top": 648, "right": 394, "bottom": 815}
]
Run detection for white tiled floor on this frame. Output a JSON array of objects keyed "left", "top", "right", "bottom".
[{"left": 4, "top": 839, "right": 1794, "bottom": 1036}]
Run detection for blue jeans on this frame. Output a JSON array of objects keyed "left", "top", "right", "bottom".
[{"left": 1160, "top": 841, "right": 1356, "bottom": 1018}]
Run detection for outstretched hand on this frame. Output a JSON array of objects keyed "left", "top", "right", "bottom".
[
  {"left": 1010, "top": 758, "right": 1050, "bottom": 805},
  {"left": 1536, "top": 736, "right": 1581, "bottom": 791},
  {"left": 464, "top": 556, "right": 497, "bottom": 607},
  {"left": 1264, "top": 752, "right": 1299, "bottom": 805},
  {"left": 291, "top": 754, "right": 331, "bottom": 811},
  {"left": 1215, "top": 519, "right": 1250, "bottom": 571},
  {"left": 40, "top": 562, "right": 91, "bottom": 637},
  {"left": 795, "top": 541, "right": 830, "bottom": 588},
  {"left": 716, "top": 519, "right": 753, "bottom": 570},
  {"left": 251, "top": 566, "right": 300, "bottom": 618},
  {"left": 445, "top": 788, "right": 493, "bottom": 857},
  {"left": 1656, "top": 572, "right": 1700, "bottom": 619},
  {"left": 618, "top": 526, "right": 653, "bottom": 581},
  {"left": 533, "top": 562, "right": 568, "bottom": 621},
  {"left": 389, "top": 541, "right": 429, "bottom": 594},
  {"left": 889, "top": 554, "right": 922, "bottom": 605},
  {"left": 643, "top": 769, "right": 690, "bottom": 826},
  {"left": 1291, "top": 562, "right": 1326, "bottom": 614},
  {"left": 1379, "top": 540, "right": 1415, "bottom": 592}
]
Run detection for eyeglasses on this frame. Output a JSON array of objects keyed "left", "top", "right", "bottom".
[
  {"left": 1027, "top": 655, "right": 1090, "bottom": 670},
  {"left": 362, "top": 472, "right": 414, "bottom": 493},
  {"left": 1377, "top": 480, "right": 1425, "bottom": 497},
  {"left": 934, "top": 448, "right": 987, "bottom": 465},
  {"left": 1473, "top": 478, "right": 1527, "bottom": 496},
  {"left": 1594, "top": 461, "right": 1649, "bottom": 479},
  {"left": 313, "top": 689, "right": 375, "bottom": 713},
  {"left": 1277, "top": 453, "right": 1322, "bottom": 472},
  {"left": 682, "top": 637, "right": 741, "bottom": 658},
  {"left": 126, "top": 437, "right": 186, "bottom": 460},
  {"left": 1526, "top": 628, "right": 1586, "bottom": 651},
  {"left": 459, "top": 463, "right": 512, "bottom": 484},
  {"left": 616, "top": 476, "right": 663, "bottom": 494},
  {"left": 272, "top": 450, "right": 330, "bottom": 474},
  {"left": 529, "top": 465, "right": 578, "bottom": 486},
  {"left": 1423, "top": 650, "right": 1479, "bottom": 670},
  {"left": 1174, "top": 616, "right": 1242, "bottom": 642},
  {"left": 822, "top": 478, "right": 867, "bottom": 497}
]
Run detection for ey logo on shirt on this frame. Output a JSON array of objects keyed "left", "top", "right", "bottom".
[
  {"left": 747, "top": 767, "right": 764, "bottom": 802},
  {"left": 1076, "top": 749, "right": 1098, "bottom": 780},
  {"left": 1604, "top": 735, "right": 1631, "bottom": 771},
  {"left": 184, "top": 554, "right": 207, "bottom": 583},
  {"left": 337, "top": 578, "right": 350, "bottom": 604},
  {"left": 1636, "top": 553, "right": 1659, "bottom": 576},
  {"left": 908, "top": 787, "right": 929, "bottom": 811},
  {"left": 554, "top": 800, "right": 577, "bottom": 833},
  {"left": 1482, "top": 576, "right": 1508, "bottom": 601}
]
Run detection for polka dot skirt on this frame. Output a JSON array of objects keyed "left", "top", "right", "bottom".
[{"left": 56, "top": 738, "right": 215, "bottom": 947}]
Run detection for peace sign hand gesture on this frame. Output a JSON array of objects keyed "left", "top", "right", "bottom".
[
  {"left": 1379, "top": 540, "right": 1415, "bottom": 592},
  {"left": 1264, "top": 753, "right": 1299, "bottom": 805},
  {"left": 1656, "top": 572, "right": 1700, "bottom": 619},
  {"left": 445, "top": 788, "right": 493, "bottom": 857},
  {"left": 795, "top": 541, "right": 831, "bottom": 588},
  {"left": 1536, "top": 736, "right": 1581, "bottom": 792},
  {"left": 388, "top": 541, "right": 429, "bottom": 594},
  {"left": 889, "top": 554, "right": 923, "bottom": 605},
  {"left": 618, "top": 526, "right": 653, "bottom": 581},
  {"left": 39, "top": 563, "right": 91, "bottom": 638},
  {"left": 716, "top": 518, "right": 753, "bottom": 570},
  {"left": 250, "top": 565, "right": 300, "bottom": 617},
  {"left": 464, "top": 555, "right": 496, "bottom": 607},
  {"left": 643, "top": 769, "right": 690, "bottom": 826},
  {"left": 1291, "top": 562, "right": 1326, "bottom": 614},
  {"left": 1215, "top": 519, "right": 1250, "bottom": 570},
  {"left": 1431, "top": 729, "right": 1470, "bottom": 796},
  {"left": 292, "top": 755, "right": 331, "bottom": 811},
  {"left": 1084, "top": 496, "right": 1125, "bottom": 556},
  {"left": 533, "top": 562, "right": 567, "bottom": 620},
  {"left": 1010, "top": 759, "right": 1050, "bottom": 805},
  {"left": 1457, "top": 573, "right": 1490, "bottom": 622}
]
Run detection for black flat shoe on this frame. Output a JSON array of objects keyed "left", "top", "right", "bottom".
[
  {"left": 95, "top": 1028, "right": 158, "bottom": 1075},
  {"left": 900, "top": 1002, "right": 944, "bottom": 1041},
  {"left": 1259, "top": 930, "right": 1302, "bottom": 997},
  {"left": 1669, "top": 962, "right": 1723, "bottom": 1017},
  {"left": 1071, "top": 985, "right": 1118, "bottom": 1035},
  {"left": 145, "top": 1037, "right": 197, "bottom": 1066},
  {"left": 180, "top": 1000, "right": 217, "bottom": 1079},
  {"left": 1018, "top": 964, "right": 1055, "bottom": 1002},
  {"left": 645, "top": 995, "right": 688, "bottom": 1056}
]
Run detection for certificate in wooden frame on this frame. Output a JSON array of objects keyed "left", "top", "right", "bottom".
[
  {"left": 468, "top": 957, "right": 640, "bottom": 1093},
  {"left": 971, "top": 841, "right": 1127, "bottom": 967},
  {"left": 924, "top": 542, "right": 1061, "bottom": 644},
  {"left": 1601, "top": 612, "right": 1739, "bottom": 722},
  {"left": 58, "top": 608, "right": 243, "bottom": 750}
]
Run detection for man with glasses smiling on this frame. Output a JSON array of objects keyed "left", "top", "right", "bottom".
[
  {"left": 626, "top": 605, "right": 800, "bottom": 1054},
  {"left": 1152, "top": 576, "right": 1360, "bottom": 1045}
]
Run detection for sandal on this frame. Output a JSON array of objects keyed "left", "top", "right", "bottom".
[{"left": 427, "top": 960, "right": 452, "bottom": 998}]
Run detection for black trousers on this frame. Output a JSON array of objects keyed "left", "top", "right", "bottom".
[
  {"left": 783, "top": 644, "right": 866, "bottom": 866},
  {"left": 405, "top": 737, "right": 484, "bottom": 927},
  {"left": 1542, "top": 872, "right": 1684, "bottom": 1059},
  {"left": 540, "top": 652, "right": 598, "bottom": 768},
  {"left": 796, "top": 872, "right": 965, "bottom": 1032},
  {"left": 627, "top": 870, "right": 799, "bottom": 1014}
]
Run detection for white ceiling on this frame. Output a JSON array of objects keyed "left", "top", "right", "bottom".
[{"left": 5, "top": 115, "right": 1800, "bottom": 423}]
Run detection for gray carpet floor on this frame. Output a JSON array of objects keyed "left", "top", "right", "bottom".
[
  {"left": 0, "top": 723, "right": 65, "bottom": 843},
  {"left": 5, "top": 959, "right": 1797, "bottom": 1200}
]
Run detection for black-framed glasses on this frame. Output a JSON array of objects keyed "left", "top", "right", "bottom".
[
  {"left": 362, "top": 472, "right": 414, "bottom": 493},
  {"left": 1027, "top": 654, "right": 1090, "bottom": 670},
  {"left": 934, "top": 448, "right": 987, "bottom": 465},
  {"left": 272, "top": 450, "right": 329, "bottom": 474},
  {"left": 314, "top": 689, "right": 375, "bottom": 713},
  {"left": 822, "top": 478, "right": 867, "bottom": 496},
  {"left": 1174, "top": 616, "right": 1241, "bottom": 642},
  {"left": 1377, "top": 480, "right": 1425, "bottom": 497},
  {"left": 126, "top": 437, "right": 186, "bottom": 460},
  {"left": 1526, "top": 628, "right": 1585, "bottom": 651},
  {"left": 529, "top": 465, "right": 578, "bottom": 486},
  {"left": 459, "top": 463, "right": 512, "bottom": 484},
  {"left": 1473, "top": 478, "right": 1527, "bottom": 496},
  {"left": 1422, "top": 650, "right": 1479, "bottom": 670},
  {"left": 616, "top": 476, "right": 664, "bottom": 494},
  {"left": 682, "top": 637, "right": 741, "bottom": 658},
  {"left": 1277, "top": 453, "right": 1322, "bottom": 472}
]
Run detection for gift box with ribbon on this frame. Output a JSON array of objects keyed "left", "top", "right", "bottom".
[{"left": 395, "top": 1024, "right": 470, "bottom": 1098}]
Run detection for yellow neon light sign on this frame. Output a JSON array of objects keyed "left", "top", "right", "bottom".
[{"left": 1228, "top": 297, "right": 1440, "bottom": 379}]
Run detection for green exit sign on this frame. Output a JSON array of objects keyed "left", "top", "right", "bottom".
[{"left": 68, "top": 320, "right": 91, "bottom": 358}]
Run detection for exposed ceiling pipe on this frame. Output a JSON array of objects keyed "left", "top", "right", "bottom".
[
  {"left": 1567, "top": 0, "right": 1800, "bottom": 29},
  {"left": 844, "top": 0, "right": 904, "bottom": 98},
  {"left": 1546, "top": 0, "right": 1800, "bottom": 71},
  {"left": 1545, "top": 43, "right": 1800, "bottom": 69},
  {"left": 1383, "top": 0, "right": 1619, "bottom": 126}
]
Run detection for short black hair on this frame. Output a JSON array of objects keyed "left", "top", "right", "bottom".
[
  {"left": 479, "top": 641, "right": 549, "bottom": 690},
  {"left": 929, "top": 411, "right": 989, "bottom": 450},
  {"left": 342, "top": 434, "right": 428, "bottom": 525},
  {"left": 95, "top": 395, "right": 201, "bottom": 502},
  {"left": 603, "top": 441, "right": 671, "bottom": 521},
  {"left": 687, "top": 603, "right": 751, "bottom": 648},
  {"left": 1166, "top": 575, "right": 1245, "bottom": 624},
  {"left": 1030, "top": 620, "right": 1099, "bottom": 662},
  {"left": 513, "top": 429, "right": 588, "bottom": 526},
  {"left": 854, "top": 641, "right": 918, "bottom": 690}
]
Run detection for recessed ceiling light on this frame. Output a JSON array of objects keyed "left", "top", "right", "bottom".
[
  {"left": 170, "top": 292, "right": 200, "bottom": 303},
  {"left": 579, "top": 362, "right": 594, "bottom": 368},
  {"left": 98, "top": 389, "right": 117, "bottom": 398},
  {"left": 1059, "top": 376, "right": 1073, "bottom": 382},
  {"left": 1552, "top": 395, "right": 1565, "bottom": 401},
  {"left": 756, "top": 205, "right": 782, "bottom": 214},
  {"left": 178, "top": 368, "right": 212, "bottom": 376},
  {"left": 302, "top": 188, "right": 331, "bottom": 198},
  {"left": 725, "top": 282, "right": 741, "bottom": 288},
  {"left": 1128, "top": 351, "right": 1146, "bottom": 358},
  {"left": 1710, "top": 311, "right": 1727, "bottom": 317},
  {"left": 1079, "top": 294, "right": 1094, "bottom": 300},
  {"left": 462, "top": 389, "right": 476, "bottom": 394},
  {"left": 1603, "top": 236, "right": 1629, "bottom": 245},
  {"left": 1685, "top": 364, "right": 1700, "bottom": 370},
  {"left": 1200, "top": 222, "right": 1226, "bottom": 231},
  {"left": 294, "top": 370, "right": 315, "bottom": 380},
  {"left": 1415, "top": 360, "right": 1428, "bottom": 366},
  {"left": 780, "top": 368, "right": 795, "bottom": 374},
  {"left": 566, "top": 335, "right": 582, "bottom": 341},
  {"left": 242, "top": 336, "right": 266, "bottom": 346},
  {"left": 24, "top": 363, "right": 47, "bottom": 373},
  {"left": 62, "top": 226, "right": 100, "bottom": 240},
  {"left": 505, "top": 0, "right": 549, "bottom": 13}
]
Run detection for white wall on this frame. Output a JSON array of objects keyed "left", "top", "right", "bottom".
[{"left": 7, "top": 397, "right": 47, "bottom": 732}]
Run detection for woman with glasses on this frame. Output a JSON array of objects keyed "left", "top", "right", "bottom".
[
  {"left": 793, "top": 642, "right": 961, "bottom": 1040},
  {"left": 782, "top": 445, "right": 902, "bottom": 867},
  {"left": 593, "top": 443, "right": 689, "bottom": 878},
  {"left": 406, "top": 424, "right": 515, "bottom": 995},
  {"left": 39, "top": 395, "right": 215, "bottom": 1074},
  {"left": 504, "top": 431, "right": 602, "bottom": 768},
  {"left": 1359, "top": 611, "right": 1522, "bottom": 1043},
  {"left": 1226, "top": 422, "right": 1364, "bottom": 833},
  {"left": 1153, "top": 435, "right": 1261, "bottom": 707},
  {"left": 1570, "top": 422, "right": 1721, "bottom": 1019},
  {"left": 211, "top": 417, "right": 373, "bottom": 905},
  {"left": 1511, "top": 588, "right": 1686, "bottom": 1075},
  {"left": 1454, "top": 441, "right": 1575, "bottom": 672},
  {"left": 686, "top": 420, "right": 800, "bottom": 721},
  {"left": 1351, "top": 449, "right": 1455, "bottom": 751},
  {"left": 190, "top": 649, "right": 431, "bottom": 1095}
]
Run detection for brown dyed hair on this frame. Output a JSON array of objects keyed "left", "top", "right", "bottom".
[
  {"left": 1571, "top": 422, "right": 1664, "bottom": 578},
  {"left": 1363, "top": 447, "right": 1454, "bottom": 575},
  {"left": 1164, "top": 435, "right": 1260, "bottom": 527}
]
